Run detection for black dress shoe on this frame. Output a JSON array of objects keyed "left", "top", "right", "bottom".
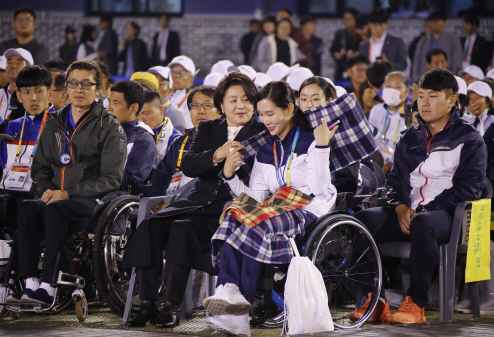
[
  {"left": 125, "top": 300, "right": 159, "bottom": 327},
  {"left": 156, "top": 301, "right": 180, "bottom": 328}
]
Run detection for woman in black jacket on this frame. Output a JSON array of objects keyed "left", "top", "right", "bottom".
[
  {"left": 119, "top": 21, "right": 149, "bottom": 77},
  {"left": 123, "top": 72, "right": 266, "bottom": 328}
]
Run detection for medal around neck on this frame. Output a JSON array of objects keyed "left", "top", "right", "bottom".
[{"left": 60, "top": 153, "right": 71, "bottom": 165}]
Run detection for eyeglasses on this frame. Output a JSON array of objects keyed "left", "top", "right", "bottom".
[
  {"left": 190, "top": 103, "right": 215, "bottom": 111},
  {"left": 15, "top": 18, "right": 34, "bottom": 24},
  {"left": 170, "top": 69, "right": 190, "bottom": 76},
  {"left": 66, "top": 80, "right": 97, "bottom": 90}
]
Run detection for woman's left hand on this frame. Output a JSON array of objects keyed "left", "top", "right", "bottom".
[
  {"left": 314, "top": 122, "right": 339, "bottom": 146},
  {"left": 223, "top": 147, "right": 245, "bottom": 178}
]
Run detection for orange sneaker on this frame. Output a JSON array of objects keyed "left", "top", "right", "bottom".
[
  {"left": 388, "top": 295, "right": 426, "bottom": 324},
  {"left": 349, "top": 292, "right": 392, "bottom": 322}
]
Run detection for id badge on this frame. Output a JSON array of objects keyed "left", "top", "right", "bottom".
[
  {"left": 4, "top": 164, "right": 30, "bottom": 189},
  {"left": 379, "top": 144, "right": 395, "bottom": 164},
  {"left": 166, "top": 171, "right": 184, "bottom": 194}
]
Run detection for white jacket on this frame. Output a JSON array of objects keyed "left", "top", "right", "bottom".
[
  {"left": 225, "top": 126, "right": 337, "bottom": 218},
  {"left": 256, "top": 35, "right": 302, "bottom": 73}
]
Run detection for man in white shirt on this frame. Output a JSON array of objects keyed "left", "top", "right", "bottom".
[
  {"left": 168, "top": 56, "right": 199, "bottom": 129},
  {"left": 151, "top": 15, "right": 181, "bottom": 67},
  {"left": 358, "top": 8, "right": 407, "bottom": 71},
  {"left": 0, "top": 48, "right": 33, "bottom": 121}
]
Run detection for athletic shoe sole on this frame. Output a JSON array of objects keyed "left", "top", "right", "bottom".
[
  {"left": 204, "top": 298, "right": 251, "bottom": 316},
  {"left": 4, "top": 296, "right": 21, "bottom": 304},
  {"left": 389, "top": 316, "right": 426, "bottom": 324}
]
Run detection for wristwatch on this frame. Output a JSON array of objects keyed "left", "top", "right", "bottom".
[{"left": 415, "top": 205, "right": 427, "bottom": 213}]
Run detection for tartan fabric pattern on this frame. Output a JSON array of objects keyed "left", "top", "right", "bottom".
[
  {"left": 234, "top": 93, "right": 376, "bottom": 184},
  {"left": 212, "top": 208, "right": 307, "bottom": 266},
  {"left": 219, "top": 186, "right": 313, "bottom": 228},
  {"left": 306, "top": 93, "right": 377, "bottom": 171}
]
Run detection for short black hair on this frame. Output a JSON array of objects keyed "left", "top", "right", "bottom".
[
  {"left": 143, "top": 90, "right": 161, "bottom": 105},
  {"left": 53, "top": 72, "right": 66, "bottom": 91},
  {"left": 368, "top": 8, "right": 389, "bottom": 24},
  {"left": 214, "top": 72, "right": 258, "bottom": 112},
  {"left": 300, "top": 15, "right": 316, "bottom": 27},
  {"left": 187, "top": 85, "right": 216, "bottom": 110},
  {"left": 111, "top": 81, "right": 145, "bottom": 115},
  {"left": 44, "top": 60, "right": 68, "bottom": 72},
  {"left": 299, "top": 76, "right": 336, "bottom": 101},
  {"left": 249, "top": 19, "right": 261, "bottom": 26},
  {"left": 346, "top": 55, "right": 370, "bottom": 69},
  {"left": 159, "top": 14, "right": 170, "bottom": 21},
  {"left": 14, "top": 7, "right": 35, "bottom": 21},
  {"left": 356, "top": 15, "right": 368, "bottom": 29},
  {"left": 100, "top": 15, "right": 113, "bottom": 24},
  {"left": 464, "top": 15, "right": 480, "bottom": 27},
  {"left": 418, "top": 68, "right": 458, "bottom": 97},
  {"left": 344, "top": 8, "right": 360, "bottom": 19},
  {"left": 278, "top": 8, "right": 293, "bottom": 17},
  {"left": 428, "top": 11, "right": 447, "bottom": 21},
  {"left": 366, "top": 60, "right": 393, "bottom": 89},
  {"left": 262, "top": 15, "right": 277, "bottom": 26},
  {"left": 426, "top": 48, "right": 448, "bottom": 64},
  {"left": 16, "top": 65, "right": 52, "bottom": 90},
  {"left": 276, "top": 18, "right": 293, "bottom": 32},
  {"left": 67, "top": 60, "right": 106, "bottom": 91},
  {"left": 81, "top": 25, "right": 97, "bottom": 44},
  {"left": 126, "top": 21, "right": 141, "bottom": 37}
]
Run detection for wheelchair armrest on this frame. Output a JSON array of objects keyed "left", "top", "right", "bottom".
[
  {"left": 335, "top": 192, "right": 354, "bottom": 211},
  {"left": 128, "top": 184, "right": 152, "bottom": 197},
  {"left": 136, "top": 196, "right": 167, "bottom": 228}
]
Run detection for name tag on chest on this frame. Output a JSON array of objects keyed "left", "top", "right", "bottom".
[{"left": 4, "top": 163, "right": 30, "bottom": 189}]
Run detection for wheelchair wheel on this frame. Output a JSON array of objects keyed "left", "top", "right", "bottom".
[
  {"left": 304, "top": 214, "right": 382, "bottom": 329},
  {"left": 93, "top": 195, "right": 141, "bottom": 316}
]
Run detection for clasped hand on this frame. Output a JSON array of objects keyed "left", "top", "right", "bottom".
[{"left": 41, "top": 189, "right": 69, "bottom": 204}]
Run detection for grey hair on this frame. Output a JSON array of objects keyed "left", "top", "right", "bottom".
[{"left": 385, "top": 71, "right": 409, "bottom": 87}]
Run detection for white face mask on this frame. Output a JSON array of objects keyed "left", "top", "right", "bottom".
[{"left": 382, "top": 88, "right": 403, "bottom": 107}]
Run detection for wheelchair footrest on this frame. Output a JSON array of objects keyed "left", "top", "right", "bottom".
[{"left": 57, "top": 271, "right": 85, "bottom": 289}]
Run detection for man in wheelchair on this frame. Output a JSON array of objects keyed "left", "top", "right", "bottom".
[
  {"left": 0, "top": 65, "right": 55, "bottom": 235},
  {"left": 6, "top": 60, "right": 126, "bottom": 305},
  {"left": 107, "top": 80, "right": 157, "bottom": 187},
  {"left": 351, "top": 69, "right": 487, "bottom": 324}
]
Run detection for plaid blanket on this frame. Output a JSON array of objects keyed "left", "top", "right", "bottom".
[
  {"left": 234, "top": 93, "right": 376, "bottom": 185},
  {"left": 219, "top": 186, "right": 313, "bottom": 228}
]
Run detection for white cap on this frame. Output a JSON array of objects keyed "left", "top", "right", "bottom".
[
  {"left": 4, "top": 48, "right": 34, "bottom": 66},
  {"left": 460, "top": 65, "right": 485, "bottom": 81},
  {"left": 323, "top": 77, "right": 335, "bottom": 87},
  {"left": 467, "top": 81, "right": 493, "bottom": 98},
  {"left": 335, "top": 86, "right": 347, "bottom": 98},
  {"left": 211, "top": 60, "right": 234, "bottom": 76},
  {"left": 266, "top": 62, "right": 299, "bottom": 82},
  {"left": 486, "top": 69, "right": 494, "bottom": 81},
  {"left": 237, "top": 65, "right": 257, "bottom": 81},
  {"left": 287, "top": 67, "right": 313, "bottom": 92},
  {"left": 0, "top": 55, "right": 6, "bottom": 70},
  {"left": 168, "top": 55, "right": 199, "bottom": 76},
  {"left": 454, "top": 76, "right": 467, "bottom": 95},
  {"left": 148, "top": 66, "right": 173, "bottom": 91},
  {"left": 204, "top": 72, "right": 225, "bottom": 87},
  {"left": 255, "top": 73, "right": 272, "bottom": 88}
]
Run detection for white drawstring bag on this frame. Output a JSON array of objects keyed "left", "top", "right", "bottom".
[{"left": 283, "top": 237, "right": 334, "bottom": 335}]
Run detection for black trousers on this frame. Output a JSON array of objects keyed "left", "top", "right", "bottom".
[
  {"left": 353, "top": 207, "right": 453, "bottom": 308},
  {"left": 17, "top": 198, "right": 97, "bottom": 284}
]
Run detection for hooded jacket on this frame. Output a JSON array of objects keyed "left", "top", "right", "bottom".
[
  {"left": 31, "top": 100, "right": 127, "bottom": 198},
  {"left": 387, "top": 107, "right": 486, "bottom": 212}
]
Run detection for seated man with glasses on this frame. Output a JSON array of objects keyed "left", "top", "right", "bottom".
[
  {"left": 150, "top": 85, "right": 221, "bottom": 208},
  {"left": 108, "top": 80, "right": 157, "bottom": 187},
  {"left": 6, "top": 60, "right": 126, "bottom": 305},
  {"left": 139, "top": 90, "right": 181, "bottom": 167},
  {"left": 168, "top": 55, "right": 199, "bottom": 130}
]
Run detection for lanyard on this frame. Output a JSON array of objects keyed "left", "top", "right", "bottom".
[
  {"left": 382, "top": 106, "right": 403, "bottom": 145},
  {"left": 273, "top": 127, "right": 300, "bottom": 188},
  {"left": 175, "top": 136, "right": 189, "bottom": 172},
  {"left": 14, "top": 110, "right": 28, "bottom": 161},
  {"left": 155, "top": 117, "right": 169, "bottom": 147},
  {"left": 29, "top": 109, "right": 49, "bottom": 161},
  {"left": 161, "top": 100, "right": 171, "bottom": 110},
  {"left": 177, "top": 92, "right": 190, "bottom": 109}
]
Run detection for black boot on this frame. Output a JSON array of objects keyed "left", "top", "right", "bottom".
[
  {"left": 156, "top": 301, "right": 180, "bottom": 328},
  {"left": 125, "top": 300, "right": 159, "bottom": 327}
]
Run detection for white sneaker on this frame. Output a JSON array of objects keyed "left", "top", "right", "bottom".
[
  {"left": 203, "top": 283, "right": 251, "bottom": 315},
  {"left": 207, "top": 314, "right": 251, "bottom": 337}
]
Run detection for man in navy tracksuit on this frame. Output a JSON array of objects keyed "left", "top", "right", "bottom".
[
  {"left": 108, "top": 81, "right": 157, "bottom": 187},
  {"left": 350, "top": 69, "right": 487, "bottom": 324},
  {"left": 0, "top": 65, "right": 55, "bottom": 233}
]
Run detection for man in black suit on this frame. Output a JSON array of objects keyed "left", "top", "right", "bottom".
[
  {"left": 358, "top": 8, "right": 407, "bottom": 72},
  {"left": 97, "top": 15, "right": 119, "bottom": 76},
  {"left": 461, "top": 15, "right": 492, "bottom": 73},
  {"left": 151, "top": 15, "right": 181, "bottom": 67}
]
